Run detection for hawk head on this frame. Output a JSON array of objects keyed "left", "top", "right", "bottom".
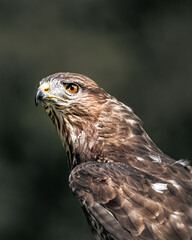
[
  {"left": 36, "top": 73, "right": 116, "bottom": 168},
  {"left": 35, "top": 72, "right": 108, "bottom": 109}
]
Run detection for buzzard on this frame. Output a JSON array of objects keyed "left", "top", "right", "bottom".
[{"left": 35, "top": 72, "right": 192, "bottom": 240}]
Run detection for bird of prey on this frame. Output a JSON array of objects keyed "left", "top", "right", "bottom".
[{"left": 35, "top": 72, "right": 192, "bottom": 240}]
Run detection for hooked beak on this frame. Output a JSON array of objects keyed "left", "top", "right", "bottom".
[{"left": 35, "top": 82, "right": 50, "bottom": 106}]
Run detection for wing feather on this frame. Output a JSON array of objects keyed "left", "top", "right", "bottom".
[{"left": 69, "top": 161, "right": 192, "bottom": 240}]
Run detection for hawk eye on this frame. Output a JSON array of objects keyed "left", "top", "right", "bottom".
[{"left": 65, "top": 83, "right": 79, "bottom": 95}]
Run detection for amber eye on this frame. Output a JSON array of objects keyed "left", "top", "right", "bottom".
[{"left": 65, "top": 83, "right": 79, "bottom": 95}]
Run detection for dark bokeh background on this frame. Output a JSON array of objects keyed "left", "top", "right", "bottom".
[{"left": 0, "top": 1, "right": 192, "bottom": 239}]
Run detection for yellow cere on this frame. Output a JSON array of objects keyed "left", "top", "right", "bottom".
[{"left": 40, "top": 82, "right": 50, "bottom": 92}]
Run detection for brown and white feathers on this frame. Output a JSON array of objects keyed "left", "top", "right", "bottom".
[{"left": 35, "top": 72, "right": 192, "bottom": 240}]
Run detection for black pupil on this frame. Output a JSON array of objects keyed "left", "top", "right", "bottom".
[{"left": 66, "top": 84, "right": 77, "bottom": 93}]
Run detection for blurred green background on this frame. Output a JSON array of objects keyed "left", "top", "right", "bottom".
[{"left": 0, "top": 0, "right": 192, "bottom": 239}]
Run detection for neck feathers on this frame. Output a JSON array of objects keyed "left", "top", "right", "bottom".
[{"left": 47, "top": 97, "right": 172, "bottom": 170}]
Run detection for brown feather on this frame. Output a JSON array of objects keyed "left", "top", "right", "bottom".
[{"left": 36, "top": 72, "right": 192, "bottom": 240}]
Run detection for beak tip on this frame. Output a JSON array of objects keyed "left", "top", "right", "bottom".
[{"left": 35, "top": 98, "right": 39, "bottom": 106}]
